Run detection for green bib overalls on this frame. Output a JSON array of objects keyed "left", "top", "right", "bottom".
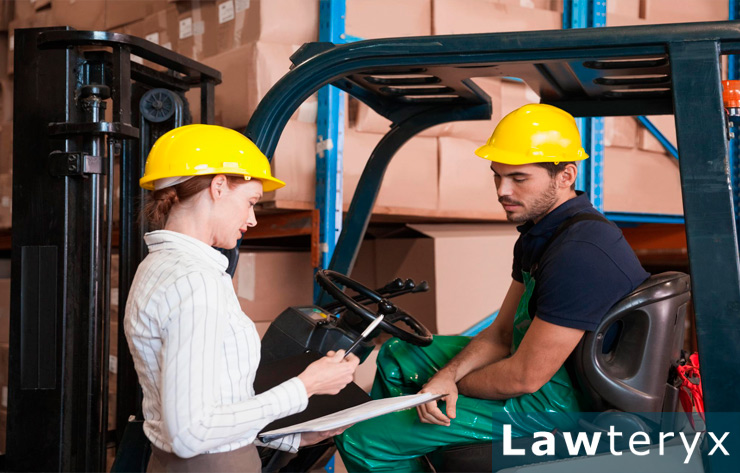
[{"left": 335, "top": 272, "right": 583, "bottom": 472}]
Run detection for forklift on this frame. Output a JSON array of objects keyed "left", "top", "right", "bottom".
[{"left": 4, "top": 19, "right": 740, "bottom": 472}]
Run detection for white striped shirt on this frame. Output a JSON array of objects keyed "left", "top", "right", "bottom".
[{"left": 124, "top": 230, "right": 308, "bottom": 458}]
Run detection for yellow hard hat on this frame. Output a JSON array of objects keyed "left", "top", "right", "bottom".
[
  {"left": 475, "top": 103, "right": 588, "bottom": 165},
  {"left": 139, "top": 124, "right": 286, "bottom": 192}
]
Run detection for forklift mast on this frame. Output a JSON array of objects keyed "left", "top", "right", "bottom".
[{"left": 7, "top": 28, "right": 219, "bottom": 471}]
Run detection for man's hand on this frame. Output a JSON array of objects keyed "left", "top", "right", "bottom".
[{"left": 416, "top": 371, "right": 458, "bottom": 426}]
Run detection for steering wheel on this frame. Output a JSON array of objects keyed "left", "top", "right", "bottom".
[{"left": 315, "top": 269, "right": 433, "bottom": 346}]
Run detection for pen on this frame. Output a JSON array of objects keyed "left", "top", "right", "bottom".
[{"left": 343, "top": 315, "right": 384, "bottom": 359}]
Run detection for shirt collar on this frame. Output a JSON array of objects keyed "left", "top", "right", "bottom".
[
  {"left": 517, "top": 192, "right": 594, "bottom": 237},
  {"left": 144, "top": 230, "right": 229, "bottom": 272}
]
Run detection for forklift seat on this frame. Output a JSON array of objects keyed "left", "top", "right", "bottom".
[{"left": 428, "top": 271, "right": 691, "bottom": 472}]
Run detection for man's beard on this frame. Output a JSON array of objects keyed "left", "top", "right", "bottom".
[{"left": 501, "top": 180, "right": 559, "bottom": 223}]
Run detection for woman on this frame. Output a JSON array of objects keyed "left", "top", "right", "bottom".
[{"left": 125, "top": 124, "right": 359, "bottom": 472}]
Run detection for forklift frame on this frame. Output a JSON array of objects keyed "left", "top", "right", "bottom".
[
  {"left": 244, "top": 21, "right": 740, "bottom": 471},
  {"left": 6, "top": 20, "right": 740, "bottom": 473},
  {"left": 7, "top": 28, "right": 220, "bottom": 471}
]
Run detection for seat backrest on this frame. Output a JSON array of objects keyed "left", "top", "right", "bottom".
[{"left": 570, "top": 271, "right": 691, "bottom": 414}]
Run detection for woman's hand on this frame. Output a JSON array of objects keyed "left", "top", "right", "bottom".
[
  {"left": 298, "top": 425, "right": 351, "bottom": 447},
  {"left": 297, "top": 350, "right": 360, "bottom": 397}
]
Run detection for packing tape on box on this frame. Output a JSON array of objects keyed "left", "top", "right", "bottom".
[{"left": 237, "top": 253, "right": 256, "bottom": 301}]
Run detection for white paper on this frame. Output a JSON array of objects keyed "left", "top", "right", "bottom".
[
  {"left": 179, "top": 18, "right": 193, "bottom": 39},
  {"left": 260, "top": 392, "right": 444, "bottom": 442},
  {"left": 219, "top": 0, "right": 236, "bottom": 24}
]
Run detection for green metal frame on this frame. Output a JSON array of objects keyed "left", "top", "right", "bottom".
[{"left": 246, "top": 23, "right": 740, "bottom": 471}]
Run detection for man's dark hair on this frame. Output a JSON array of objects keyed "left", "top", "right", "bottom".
[{"left": 534, "top": 161, "right": 577, "bottom": 190}]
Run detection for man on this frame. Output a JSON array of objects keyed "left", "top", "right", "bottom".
[{"left": 335, "top": 103, "right": 649, "bottom": 472}]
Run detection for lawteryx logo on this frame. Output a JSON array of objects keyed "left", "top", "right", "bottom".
[{"left": 501, "top": 425, "right": 730, "bottom": 465}]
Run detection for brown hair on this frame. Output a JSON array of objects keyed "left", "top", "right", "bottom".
[
  {"left": 144, "top": 175, "right": 247, "bottom": 229},
  {"left": 533, "top": 161, "right": 577, "bottom": 190}
]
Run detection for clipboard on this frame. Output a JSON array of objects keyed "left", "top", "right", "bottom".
[{"left": 260, "top": 392, "right": 445, "bottom": 443}]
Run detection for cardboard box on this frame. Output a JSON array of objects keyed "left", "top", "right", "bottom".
[
  {"left": 254, "top": 321, "right": 270, "bottom": 339},
  {"left": 497, "top": 0, "right": 558, "bottom": 10},
  {"left": 437, "top": 136, "right": 506, "bottom": 217},
  {"left": 106, "top": 0, "right": 171, "bottom": 30},
  {"left": 606, "top": 14, "right": 649, "bottom": 27},
  {"left": 347, "top": 0, "right": 431, "bottom": 39},
  {"left": 8, "top": 9, "right": 55, "bottom": 75},
  {"left": 642, "top": 0, "right": 728, "bottom": 24},
  {"left": 0, "top": 1, "right": 13, "bottom": 32},
  {"left": 433, "top": 0, "right": 562, "bottom": 35},
  {"left": 265, "top": 120, "right": 318, "bottom": 204},
  {"left": 124, "top": 6, "right": 179, "bottom": 67},
  {"left": 13, "top": 1, "right": 36, "bottom": 21},
  {"left": 0, "top": 123, "right": 10, "bottom": 174},
  {"left": 500, "top": 79, "right": 540, "bottom": 115},
  {"left": 34, "top": 0, "right": 52, "bottom": 11},
  {"left": 638, "top": 115, "right": 676, "bottom": 154},
  {"left": 359, "top": 223, "right": 520, "bottom": 335},
  {"left": 353, "top": 77, "right": 503, "bottom": 142},
  {"left": 0, "top": 406, "right": 6, "bottom": 454},
  {"left": 0, "top": 280, "right": 8, "bottom": 344},
  {"left": 353, "top": 346, "right": 378, "bottom": 392},
  {"left": 47, "top": 0, "right": 106, "bottom": 31},
  {"left": 0, "top": 174, "right": 10, "bottom": 229},
  {"left": 8, "top": 18, "right": 25, "bottom": 76},
  {"left": 606, "top": 0, "right": 640, "bottom": 18},
  {"left": 0, "top": 342, "right": 7, "bottom": 390},
  {"left": 604, "top": 147, "right": 683, "bottom": 215},
  {"left": 175, "top": 0, "right": 218, "bottom": 61},
  {"left": 0, "top": 80, "right": 11, "bottom": 122},
  {"left": 185, "top": 42, "right": 316, "bottom": 130},
  {"left": 0, "top": 33, "right": 8, "bottom": 78},
  {"left": 214, "top": 0, "right": 319, "bottom": 54},
  {"left": 232, "top": 250, "right": 314, "bottom": 323},
  {"left": 343, "top": 130, "right": 439, "bottom": 211},
  {"left": 603, "top": 116, "right": 637, "bottom": 149}
]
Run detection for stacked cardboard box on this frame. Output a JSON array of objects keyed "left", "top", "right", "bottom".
[
  {"left": 604, "top": 116, "right": 682, "bottom": 216},
  {"left": 349, "top": 223, "right": 520, "bottom": 335},
  {"left": 642, "top": 0, "right": 728, "bottom": 24},
  {"left": 0, "top": 279, "right": 7, "bottom": 454},
  {"left": 231, "top": 250, "right": 314, "bottom": 332}
]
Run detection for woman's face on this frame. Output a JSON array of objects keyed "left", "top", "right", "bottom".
[{"left": 212, "top": 178, "right": 263, "bottom": 249}]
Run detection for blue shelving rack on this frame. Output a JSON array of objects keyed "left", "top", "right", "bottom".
[
  {"left": 314, "top": 0, "right": 348, "bottom": 301},
  {"left": 730, "top": 0, "right": 740, "bottom": 247}
]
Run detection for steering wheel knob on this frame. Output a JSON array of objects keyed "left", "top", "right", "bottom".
[{"left": 378, "top": 299, "right": 396, "bottom": 315}]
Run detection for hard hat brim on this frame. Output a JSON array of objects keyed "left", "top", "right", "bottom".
[
  {"left": 140, "top": 171, "right": 286, "bottom": 192},
  {"left": 475, "top": 144, "right": 589, "bottom": 165}
]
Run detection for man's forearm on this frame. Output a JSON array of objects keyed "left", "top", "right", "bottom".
[
  {"left": 456, "top": 356, "right": 530, "bottom": 400},
  {"left": 439, "top": 333, "right": 511, "bottom": 382}
]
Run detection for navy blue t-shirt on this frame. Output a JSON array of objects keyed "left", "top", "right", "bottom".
[{"left": 512, "top": 192, "right": 649, "bottom": 331}]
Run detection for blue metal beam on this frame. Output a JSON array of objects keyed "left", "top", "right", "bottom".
[
  {"left": 315, "top": 0, "right": 346, "bottom": 301},
  {"left": 730, "top": 0, "right": 740, "bottom": 246},
  {"left": 636, "top": 116, "right": 679, "bottom": 159},
  {"left": 564, "top": 0, "right": 606, "bottom": 212},
  {"left": 605, "top": 212, "right": 684, "bottom": 224},
  {"left": 462, "top": 310, "right": 499, "bottom": 337}
]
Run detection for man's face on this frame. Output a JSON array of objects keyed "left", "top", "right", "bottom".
[{"left": 490, "top": 162, "right": 560, "bottom": 223}]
